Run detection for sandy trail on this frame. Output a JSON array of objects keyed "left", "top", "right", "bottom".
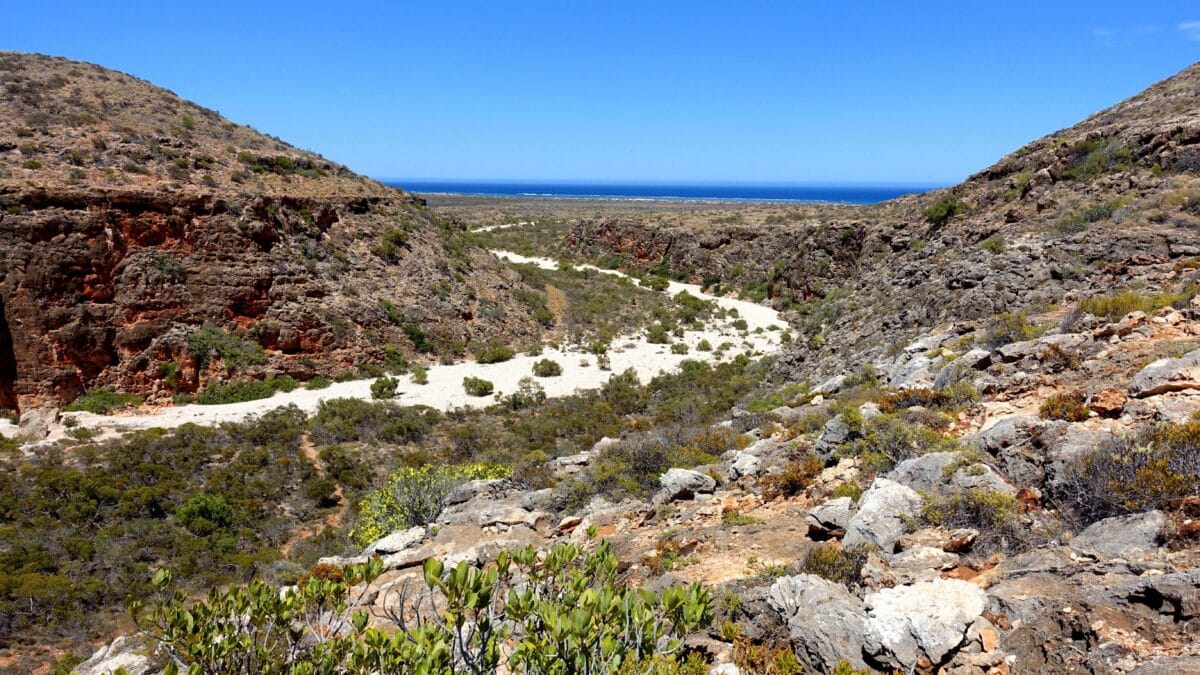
[{"left": 63, "top": 248, "right": 786, "bottom": 437}]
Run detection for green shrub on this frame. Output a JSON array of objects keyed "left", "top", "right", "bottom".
[
  {"left": 305, "top": 375, "right": 332, "bottom": 390},
  {"left": 671, "top": 343, "right": 690, "bottom": 355},
  {"left": 192, "top": 376, "right": 297, "bottom": 405},
  {"left": 696, "top": 339, "right": 712, "bottom": 352},
  {"left": 1058, "top": 420, "right": 1200, "bottom": 526},
  {"left": 1056, "top": 199, "right": 1123, "bottom": 232},
  {"left": 983, "top": 312, "right": 1040, "bottom": 348},
  {"left": 1079, "top": 286, "right": 1198, "bottom": 320},
  {"left": 371, "top": 376, "right": 399, "bottom": 400},
  {"left": 831, "top": 481, "right": 863, "bottom": 501},
  {"left": 175, "top": 493, "right": 233, "bottom": 535},
  {"left": 499, "top": 377, "right": 546, "bottom": 410},
  {"left": 63, "top": 387, "right": 143, "bottom": 414},
  {"left": 1061, "top": 138, "right": 1132, "bottom": 182},
  {"left": 840, "top": 413, "right": 965, "bottom": 473},
  {"left": 642, "top": 275, "right": 670, "bottom": 291},
  {"left": 403, "top": 321, "right": 434, "bottom": 354},
  {"left": 370, "top": 227, "right": 408, "bottom": 258},
  {"left": 475, "top": 344, "right": 515, "bottom": 364},
  {"left": 1039, "top": 391, "right": 1090, "bottom": 421},
  {"left": 354, "top": 462, "right": 512, "bottom": 544},
  {"left": 463, "top": 376, "right": 494, "bottom": 397},
  {"left": 647, "top": 323, "right": 671, "bottom": 344},
  {"left": 980, "top": 234, "right": 1006, "bottom": 254},
  {"left": 721, "top": 510, "right": 764, "bottom": 527},
  {"left": 923, "top": 194, "right": 966, "bottom": 225},
  {"left": 136, "top": 541, "right": 712, "bottom": 674},
  {"left": 801, "top": 543, "right": 869, "bottom": 588},
  {"left": 731, "top": 318, "right": 749, "bottom": 331},
  {"left": 186, "top": 324, "right": 266, "bottom": 372},
  {"left": 309, "top": 398, "right": 436, "bottom": 445},
  {"left": 761, "top": 454, "right": 823, "bottom": 499},
  {"left": 411, "top": 366, "right": 429, "bottom": 385},
  {"left": 301, "top": 477, "right": 339, "bottom": 507},
  {"left": 921, "top": 488, "right": 1026, "bottom": 553},
  {"left": 532, "top": 358, "right": 563, "bottom": 377}
]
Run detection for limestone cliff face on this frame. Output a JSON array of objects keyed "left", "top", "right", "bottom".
[
  {"left": 0, "top": 52, "right": 539, "bottom": 409},
  {"left": 567, "top": 62, "right": 1200, "bottom": 383}
]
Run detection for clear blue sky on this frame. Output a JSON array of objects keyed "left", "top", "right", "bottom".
[{"left": 6, "top": 2, "right": 1200, "bottom": 185}]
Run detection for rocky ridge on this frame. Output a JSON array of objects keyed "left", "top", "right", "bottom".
[{"left": 0, "top": 52, "right": 540, "bottom": 411}]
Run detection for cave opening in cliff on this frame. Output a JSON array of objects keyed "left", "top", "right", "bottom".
[{"left": 0, "top": 300, "right": 16, "bottom": 412}]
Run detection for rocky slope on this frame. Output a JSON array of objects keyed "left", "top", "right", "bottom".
[
  {"left": 0, "top": 52, "right": 540, "bottom": 411},
  {"left": 566, "top": 62, "right": 1200, "bottom": 388}
]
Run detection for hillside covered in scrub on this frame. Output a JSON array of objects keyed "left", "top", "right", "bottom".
[
  {"left": 0, "top": 52, "right": 541, "bottom": 412},
  {"left": 6, "top": 54, "right": 1200, "bottom": 675}
]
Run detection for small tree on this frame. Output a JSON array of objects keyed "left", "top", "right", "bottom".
[
  {"left": 371, "top": 376, "right": 399, "bottom": 400},
  {"left": 532, "top": 358, "right": 563, "bottom": 377}
]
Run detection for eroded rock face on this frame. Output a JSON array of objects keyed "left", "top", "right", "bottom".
[
  {"left": 1129, "top": 349, "right": 1200, "bottom": 398},
  {"left": 1069, "top": 511, "right": 1165, "bottom": 557},
  {"left": 0, "top": 54, "right": 541, "bottom": 410},
  {"left": 659, "top": 468, "right": 717, "bottom": 501}
]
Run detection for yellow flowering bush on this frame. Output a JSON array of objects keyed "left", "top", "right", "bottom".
[{"left": 353, "top": 462, "right": 512, "bottom": 545}]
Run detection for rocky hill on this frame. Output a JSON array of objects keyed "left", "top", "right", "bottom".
[
  {"left": 0, "top": 52, "right": 540, "bottom": 411},
  {"left": 566, "top": 62, "right": 1200, "bottom": 387}
]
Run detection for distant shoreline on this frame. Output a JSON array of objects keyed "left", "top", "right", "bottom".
[{"left": 383, "top": 181, "right": 939, "bottom": 205}]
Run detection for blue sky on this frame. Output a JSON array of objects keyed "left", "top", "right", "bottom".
[{"left": 6, "top": 2, "right": 1200, "bottom": 184}]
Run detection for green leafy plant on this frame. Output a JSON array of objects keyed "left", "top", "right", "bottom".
[
  {"left": 353, "top": 462, "right": 511, "bottom": 544},
  {"left": 923, "top": 194, "right": 966, "bottom": 225}
]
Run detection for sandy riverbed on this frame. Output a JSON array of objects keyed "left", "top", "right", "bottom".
[{"left": 54, "top": 248, "right": 786, "bottom": 438}]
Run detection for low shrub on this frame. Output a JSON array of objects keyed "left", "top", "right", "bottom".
[
  {"left": 979, "top": 234, "right": 1006, "bottom": 254},
  {"left": 353, "top": 462, "right": 512, "bottom": 544},
  {"left": 840, "top": 413, "right": 965, "bottom": 474},
  {"left": 1080, "top": 286, "right": 1198, "bottom": 320},
  {"left": 983, "top": 312, "right": 1040, "bottom": 348},
  {"left": 1055, "top": 199, "right": 1123, "bottom": 233},
  {"left": 647, "top": 323, "right": 671, "bottom": 344},
  {"left": 410, "top": 366, "right": 428, "bottom": 385},
  {"left": 876, "top": 381, "right": 978, "bottom": 414},
  {"left": 63, "top": 387, "right": 143, "bottom": 414},
  {"left": 192, "top": 376, "right": 297, "bottom": 405},
  {"left": 671, "top": 343, "right": 690, "bottom": 355},
  {"left": 800, "top": 543, "right": 869, "bottom": 588},
  {"left": 760, "top": 454, "right": 823, "bottom": 499},
  {"left": 499, "top": 377, "right": 546, "bottom": 410},
  {"left": 721, "top": 510, "right": 764, "bottom": 527},
  {"left": 305, "top": 375, "right": 332, "bottom": 390},
  {"left": 186, "top": 324, "right": 266, "bottom": 372},
  {"left": 309, "top": 398, "right": 437, "bottom": 445},
  {"left": 475, "top": 344, "right": 515, "bottom": 364},
  {"left": 1039, "top": 391, "right": 1090, "bottom": 421},
  {"left": 532, "top": 358, "right": 563, "bottom": 377},
  {"left": 370, "top": 376, "right": 399, "bottom": 400},
  {"left": 463, "top": 376, "right": 494, "bottom": 397},
  {"left": 1057, "top": 420, "right": 1200, "bottom": 526},
  {"left": 923, "top": 194, "right": 966, "bottom": 225},
  {"left": 921, "top": 488, "right": 1026, "bottom": 553}
]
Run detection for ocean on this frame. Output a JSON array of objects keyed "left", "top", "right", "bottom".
[{"left": 382, "top": 181, "right": 939, "bottom": 205}]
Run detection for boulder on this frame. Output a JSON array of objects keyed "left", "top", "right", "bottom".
[
  {"left": 814, "top": 416, "right": 852, "bottom": 462},
  {"left": 806, "top": 496, "right": 856, "bottom": 536},
  {"left": 897, "top": 527, "right": 979, "bottom": 553},
  {"left": 1070, "top": 511, "right": 1165, "bottom": 557},
  {"left": 1129, "top": 348, "right": 1200, "bottom": 397},
  {"left": 957, "top": 348, "right": 992, "bottom": 370},
  {"left": 887, "top": 451, "right": 1014, "bottom": 495},
  {"left": 1087, "top": 387, "right": 1127, "bottom": 418},
  {"left": 18, "top": 407, "right": 58, "bottom": 441},
  {"left": 730, "top": 451, "right": 760, "bottom": 479},
  {"left": 767, "top": 574, "right": 870, "bottom": 671},
  {"left": 363, "top": 526, "right": 426, "bottom": 556},
  {"left": 75, "top": 635, "right": 155, "bottom": 675},
  {"left": 658, "top": 468, "right": 717, "bottom": 501},
  {"left": 887, "top": 546, "right": 960, "bottom": 584},
  {"left": 843, "top": 478, "right": 923, "bottom": 552},
  {"left": 863, "top": 578, "right": 987, "bottom": 671}
]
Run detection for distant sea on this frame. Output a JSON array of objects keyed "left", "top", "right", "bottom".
[{"left": 383, "top": 181, "right": 939, "bottom": 205}]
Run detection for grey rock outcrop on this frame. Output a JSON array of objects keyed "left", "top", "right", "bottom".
[
  {"left": 1129, "top": 348, "right": 1200, "bottom": 397},
  {"left": 363, "top": 526, "right": 426, "bottom": 556},
  {"left": 843, "top": 478, "right": 923, "bottom": 552},
  {"left": 75, "top": 636, "right": 156, "bottom": 675},
  {"left": 767, "top": 574, "right": 870, "bottom": 671},
  {"left": 658, "top": 468, "right": 717, "bottom": 501},
  {"left": 862, "top": 578, "right": 987, "bottom": 671},
  {"left": 806, "top": 496, "right": 856, "bottom": 536},
  {"left": 887, "top": 451, "right": 1014, "bottom": 495},
  {"left": 1070, "top": 511, "right": 1165, "bottom": 557}
]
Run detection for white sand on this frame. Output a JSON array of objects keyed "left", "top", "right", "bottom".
[{"left": 61, "top": 249, "right": 786, "bottom": 438}]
